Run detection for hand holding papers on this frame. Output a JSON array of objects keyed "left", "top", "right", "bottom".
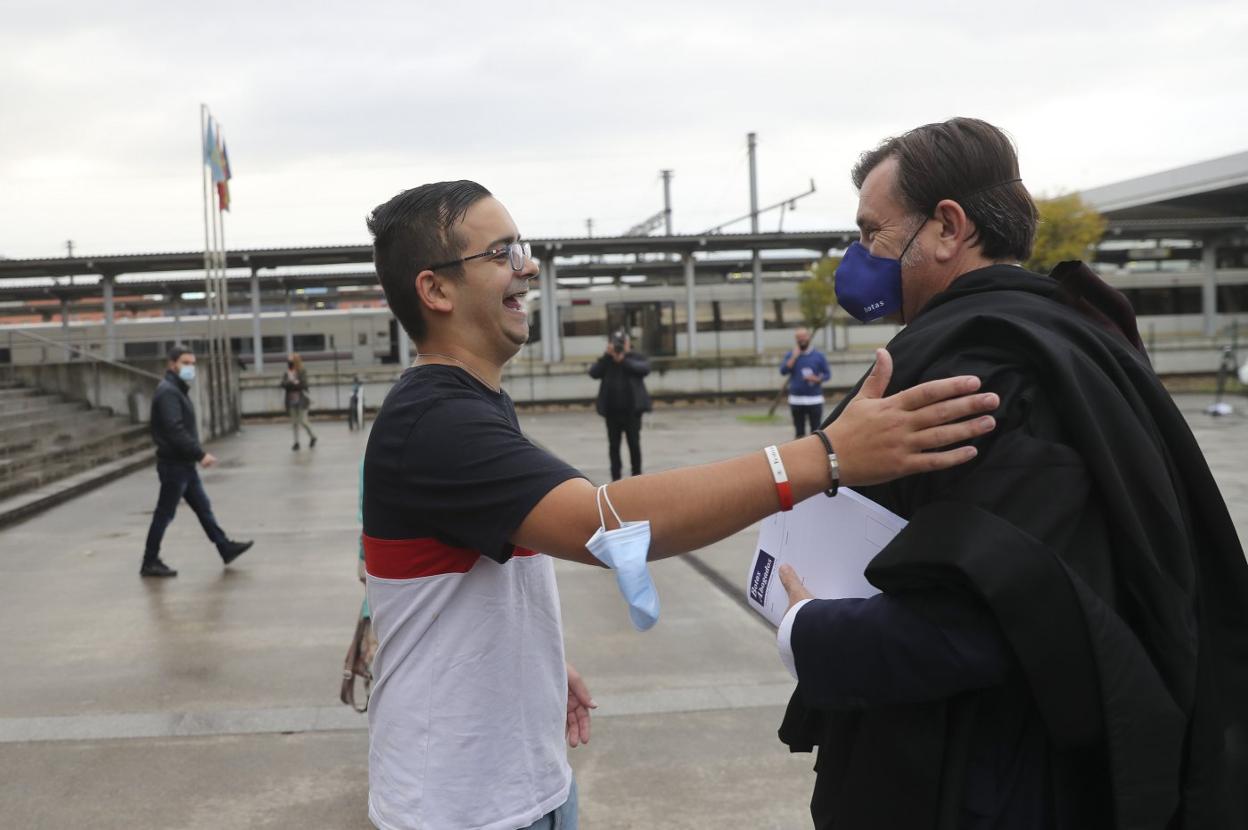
[{"left": 746, "top": 488, "right": 907, "bottom": 627}]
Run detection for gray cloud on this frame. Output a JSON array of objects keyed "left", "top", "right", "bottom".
[{"left": 1, "top": 0, "right": 1245, "bottom": 257}]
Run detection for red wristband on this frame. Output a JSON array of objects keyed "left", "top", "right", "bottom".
[{"left": 763, "top": 445, "right": 794, "bottom": 511}]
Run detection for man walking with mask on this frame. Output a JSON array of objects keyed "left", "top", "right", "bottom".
[
  {"left": 776, "top": 117, "right": 1248, "bottom": 828},
  {"left": 140, "top": 345, "right": 253, "bottom": 578},
  {"left": 780, "top": 326, "right": 831, "bottom": 438},
  {"left": 361, "top": 181, "right": 1000, "bottom": 830}
]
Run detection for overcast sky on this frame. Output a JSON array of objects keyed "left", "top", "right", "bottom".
[{"left": 2, "top": 0, "right": 1246, "bottom": 260}]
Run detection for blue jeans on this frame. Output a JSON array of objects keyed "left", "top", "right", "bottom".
[
  {"left": 519, "top": 777, "right": 578, "bottom": 830},
  {"left": 143, "top": 461, "right": 228, "bottom": 563}
]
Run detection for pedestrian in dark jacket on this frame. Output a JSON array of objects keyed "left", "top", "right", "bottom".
[
  {"left": 588, "top": 331, "right": 651, "bottom": 480},
  {"left": 282, "top": 353, "right": 318, "bottom": 450},
  {"left": 140, "top": 346, "right": 253, "bottom": 578}
]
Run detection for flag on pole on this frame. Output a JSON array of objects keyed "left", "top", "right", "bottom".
[
  {"left": 216, "top": 138, "right": 232, "bottom": 212},
  {"left": 204, "top": 119, "right": 223, "bottom": 181},
  {"left": 203, "top": 117, "right": 232, "bottom": 211}
]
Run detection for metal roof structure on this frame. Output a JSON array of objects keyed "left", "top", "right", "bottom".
[
  {"left": 1080, "top": 150, "right": 1248, "bottom": 225},
  {"left": 0, "top": 257, "right": 824, "bottom": 314},
  {"left": 0, "top": 230, "right": 854, "bottom": 282}
]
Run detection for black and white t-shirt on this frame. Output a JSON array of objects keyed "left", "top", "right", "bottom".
[{"left": 363, "top": 365, "right": 583, "bottom": 830}]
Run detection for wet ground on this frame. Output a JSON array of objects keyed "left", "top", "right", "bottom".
[{"left": 1, "top": 393, "right": 1243, "bottom": 829}]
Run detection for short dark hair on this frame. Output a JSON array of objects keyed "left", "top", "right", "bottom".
[
  {"left": 851, "top": 117, "right": 1038, "bottom": 261},
  {"left": 366, "top": 181, "right": 492, "bottom": 343},
  {"left": 167, "top": 344, "right": 192, "bottom": 364}
]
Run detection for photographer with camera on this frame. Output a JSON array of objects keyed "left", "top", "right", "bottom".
[{"left": 588, "top": 330, "right": 651, "bottom": 480}]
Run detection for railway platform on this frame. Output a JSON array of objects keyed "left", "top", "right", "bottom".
[{"left": 0, "top": 394, "right": 1244, "bottom": 829}]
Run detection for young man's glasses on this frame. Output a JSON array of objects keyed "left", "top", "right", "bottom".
[{"left": 427, "top": 241, "right": 532, "bottom": 273}]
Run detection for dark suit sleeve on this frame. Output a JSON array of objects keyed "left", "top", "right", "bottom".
[
  {"left": 153, "top": 390, "right": 205, "bottom": 462},
  {"left": 792, "top": 590, "right": 1012, "bottom": 709}
]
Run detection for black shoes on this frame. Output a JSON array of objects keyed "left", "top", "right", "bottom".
[
  {"left": 220, "top": 539, "right": 254, "bottom": 565},
  {"left": 309, "top": 436, "right": 317, "bottom": 448},
  {"left": 292, "top": 442, "right": 300, "bottom": 451},
  {"left": 141, "top": 542, "right": 251, "bottom": 575},
  {"left": 140, "top": 559, "right": 178, "bottom": 578}
]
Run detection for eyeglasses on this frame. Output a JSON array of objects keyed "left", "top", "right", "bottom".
[{"left": 427, "top": 240, "right": 532, "bottom": 273}]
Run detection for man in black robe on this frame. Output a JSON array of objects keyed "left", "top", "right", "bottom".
[{"left": 776, "top": 117, "right": 1248, "bottom": 829}]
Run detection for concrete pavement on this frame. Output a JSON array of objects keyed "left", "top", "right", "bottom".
[{"left": 0, "top": 393, "right": 1244, "bottom": 829}]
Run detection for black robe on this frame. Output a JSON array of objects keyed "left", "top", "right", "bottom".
[{"left": 779, "top": 263, "right": 1248, "bottom": 829}]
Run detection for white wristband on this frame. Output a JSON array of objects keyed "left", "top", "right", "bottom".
[{"left": 763, "top": 445, "right": 794, "bottom": 511}]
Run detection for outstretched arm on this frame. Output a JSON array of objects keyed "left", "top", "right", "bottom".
[{"left": 514, "top": 348, "right": 998, "bottom": 564}]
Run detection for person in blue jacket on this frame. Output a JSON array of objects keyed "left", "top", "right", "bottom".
[{"left": 780, "top": 327, "right": 831, "bottom": 438}]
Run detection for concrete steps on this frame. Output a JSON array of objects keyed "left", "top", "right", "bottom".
[{"left": 0, "top": 381, "right": 154, "bottom": 526}]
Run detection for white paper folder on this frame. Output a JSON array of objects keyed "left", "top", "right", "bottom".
[{"left": 746, "top": 488, "right": 908, "bottom": 627}]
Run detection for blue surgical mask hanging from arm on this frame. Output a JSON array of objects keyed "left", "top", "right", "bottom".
[{"left": 584, "top": 484, "right": 660, "bottom": 632}]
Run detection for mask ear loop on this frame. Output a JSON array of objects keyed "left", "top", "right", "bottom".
[{"left": 594, "top": 484, "right": 624, "bottom": 530}]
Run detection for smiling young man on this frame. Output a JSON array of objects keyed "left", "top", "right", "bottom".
[{"left": 361, "top": 181, "right": 1001, "bottom": 830}]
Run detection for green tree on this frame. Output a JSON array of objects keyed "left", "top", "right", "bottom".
[
  {"left": 1026, "top": 193, "right": 1107, "bottom": 274},
  {"left": 798, "top": 256, "right": 841, "bottom": 330}
]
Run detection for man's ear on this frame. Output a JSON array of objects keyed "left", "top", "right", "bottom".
[
  {"left": 931, "top": 198, "right": 975, "bottom": 263},
  {"left": 414, "top": 269, "right": 455, "bottom": 315}
]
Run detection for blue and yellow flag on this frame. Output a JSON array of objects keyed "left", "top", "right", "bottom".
[
  {"left": 204, "top": 119, "right": 224, "bottom": 182},
  {"left": 203, "top": 117, "right": 232, "bottom": 211}
]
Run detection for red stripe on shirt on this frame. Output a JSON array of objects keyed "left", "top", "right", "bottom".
[
  {"left": 512, "top": 546, "right": 539, "bottom": 558},
  {"left": 364, "top": 535, "right": 480, "bottom": 579}
]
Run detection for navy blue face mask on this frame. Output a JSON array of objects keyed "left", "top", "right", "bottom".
[
  {"left": 836, "top": 177, "right": 1025, "bottom": 323},
  {"left": 834, "top": 220, "right": 926, "bottom": 323}
]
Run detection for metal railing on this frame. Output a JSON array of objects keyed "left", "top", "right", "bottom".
[
  {"left": 1, "top": 329, "right": 164, "bottom": 419},
  {"left": 3, "top": 328, "right": 162, "bottom": 382}
]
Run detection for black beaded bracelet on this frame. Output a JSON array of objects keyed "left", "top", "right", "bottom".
[{"left": 813, "top": 430, "right": 839, "bottom": 497}]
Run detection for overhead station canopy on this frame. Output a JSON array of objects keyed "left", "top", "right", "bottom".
[
  {"left": 0, "top": 231, "right": 852, "bottom": 283},
  {"left": 1082, "top": 150, "right": 1248, "bottom": 236}
]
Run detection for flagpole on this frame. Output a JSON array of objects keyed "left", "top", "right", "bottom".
[
  {"left": 209, "top": 166, "right": 225, "bottom": 438},
  {"left": 214, "top": 127, "right": 236, "bottom": 432},
  {"left": 200, "top": 103, "right": 219, "bottom": 438},
  {"left": 217, "top": 192, "right": 237, "bottom": 430}
]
